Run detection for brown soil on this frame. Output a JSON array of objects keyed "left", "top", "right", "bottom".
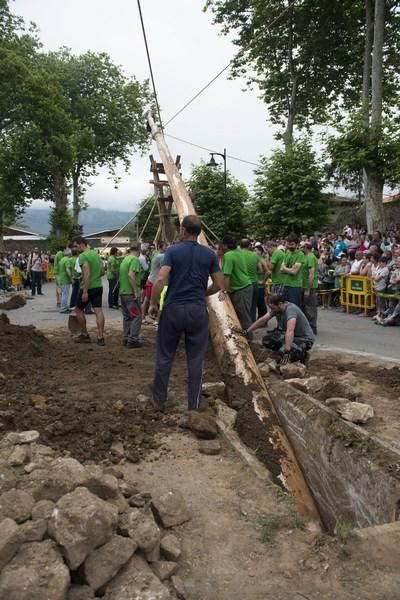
[
  {"left": 0, "top": 294, "right": 26, "bottom": 310},
  {"left": 308, "top": 353, "right": 400, "bottom": 448},
  {"left": 1, "top": 314, "right": 400, "bottom": 598},
  {"left": 0, "top": 315, "right": 220, "bottom": 464}
]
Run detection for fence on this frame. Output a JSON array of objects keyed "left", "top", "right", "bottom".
[{"left": 264, "top": 275, "right": 399, "bottom": 314}]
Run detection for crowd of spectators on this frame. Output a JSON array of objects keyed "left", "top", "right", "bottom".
[{"left": 0, "top": 249, "right": 52, "bottom": 295}]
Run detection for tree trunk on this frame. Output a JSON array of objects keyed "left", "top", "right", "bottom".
[
  {"left": 72, "top": 170, "right": 80, "bottom": 227},
  {"left": 284, "top": 76, "right": 298, "bottom": 148},
  {"left": 362, "top": 0, "right": 374, "bottom": 121},
  {"left": 362, "top": 0, "right": 374, "bottom": 211},
  {"left": 364, "top": 0, "right": 385, "bottom": 232},
  {"left": 284, "top": 0, "right": 297, "bottom": 148},
  {"left": 52, "top": 171, "right": 70, "bottom": 244},
  {"left": 147, "top": 111, "right": 322, "bottom": 526},
  {"left": 0, "top": 209, "right": 4, "bottom": 252}
]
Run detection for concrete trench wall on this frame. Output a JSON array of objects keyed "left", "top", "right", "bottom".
[{"left": 269, "top": 380, "right": 400, "bottom": 532}]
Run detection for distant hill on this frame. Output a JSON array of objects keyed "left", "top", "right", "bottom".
[{"left": 20, "top": 207, "right": 136, "bottom": 235}]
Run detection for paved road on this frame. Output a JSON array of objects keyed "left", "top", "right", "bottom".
[
  {"left": 2, "top": 282, "right": 399, "bottom": 362},
  {"left": 1, "top": 280, "right": 121, "bottom": 329}
]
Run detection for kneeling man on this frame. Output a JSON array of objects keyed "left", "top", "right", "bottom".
[{"left": 247, "top": 294, "right": 315, "bottom": 365}]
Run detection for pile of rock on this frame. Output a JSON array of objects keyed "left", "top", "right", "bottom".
[{"left": 0, "top": 430, "right": 189, "bottom": 599}]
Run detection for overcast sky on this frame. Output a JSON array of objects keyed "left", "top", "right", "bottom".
[{"left": 13, "top": 0, "right": 279, "bottom": 213}]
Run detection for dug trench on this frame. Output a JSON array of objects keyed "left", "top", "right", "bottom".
[{"left": 1, "top": 313, "right": 400, "bottom": 599}]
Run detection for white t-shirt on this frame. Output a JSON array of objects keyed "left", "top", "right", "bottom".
[
  {"left": 373, "top": 266, "right": 389, "bottom": 291},
  {"left": 350, "top": 259, "right": 362, "bottom": 275}
]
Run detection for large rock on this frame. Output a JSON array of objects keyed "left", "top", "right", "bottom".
[
  {"left": 152, "top": 491, "right": 191, "bottom": 528},
  {"left": 201, "top": 382, "right": 225, "bottom": 397},
  {"left": 0, "top": 540, "right": 70, "bottom": 600},
  {"left": 0, "top": 518, "right": 21, "bottom": 570},
  {"left": 103, "top": 554, "right": 171, "bottom": 600},
  {"left": 48, "top": 486, "right": 118, "bottom": 569},
  {"left": 286, "top": 376, "right": 324, "bottom": 395},
  {"left": 160, "top": 534, "right": 181, "bottom": 561},
  {"left": 280, "top": 363, "right": 307, "bottom": 379},
  {"left": 18, "top": 518, "right": 47, "bottom": 543},
  {"left": 26, "top": 457, "right": 88, "bottom": 501},
  {"left": 31, "top": 499, "right": 55, "bottom": 520},
  {"left": 335, "top": 401, "right": 374, "bottom": 424},
  {"left": 84, "top": 465, "right": 119, "bottom": 500},
  {"left": 7, "top": 445, "right": 29, "bottom": 467},
  {"left": 198, "top": 440, "right": 221, "bottom": 456},
  {"left": 84, "top": 535, "right": 136, "bottom": 591},
  {"left": 0, "top": 430, "right": 40, "bottom": 448},
  {"left": 0, "top": 488, "right": 35, "bottom": 523},
  {"left": 152, "top": 560, "right": 178, "bottom": 581},
  {"left": 187, "top": 412, "right": 217, "bottom": 439},
  {"left": 0, "top": 464, "right": 17, "bottom": 494},
  {"left": 120, "top": 508, "right": 160, "bottom": 555}
]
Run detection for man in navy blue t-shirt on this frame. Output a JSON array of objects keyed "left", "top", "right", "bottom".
[{"left": 149, "top": 215, "right": 225, "bottom": 411}]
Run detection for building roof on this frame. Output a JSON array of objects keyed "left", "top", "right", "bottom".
[
  {"left": 2, "top": 225, "right": 46, "bottom": 240},
  {"left": 85, "top": 228, "right": 122, "bottom": 238}
]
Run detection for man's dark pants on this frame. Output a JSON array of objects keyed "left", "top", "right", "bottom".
[
  {"left": 230, "top": 284, "right": 253, "bottom": 330},
  {"left": 31, "top": 271, "right": 42, "bottom": 295},
  {"left": 153, "top": 303, "right": 209, "bottom": 411},
  {"left": 303, "top": 289, "right": 318, "bottom": 334},
  {"left": 282, "top": 286, "right": 303, "bottom": 308},
  {"left": 108, "top": 277, "right": 119, "bottom": 308}
]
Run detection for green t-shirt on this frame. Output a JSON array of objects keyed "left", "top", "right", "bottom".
[
  {"left": 240, "top": 249, "right": 260, "bottom": 284},
  {"left": 270, "top": 249, "right": 286, "bottom": 286},
  {"left": 222, "top": 248, "right": 251, "bottom": 293},
  {"left": 119, "top": 255, "right": 140, "bottom": 295},
  {"left": 58, "top": 256, "right": 73, "bottom": 285},
  {"left": 53, "top": 250, "right": 64, "bottom": 275},
  {"left": 107, "top": 255, "right": 119, "bottom": 279},
  {"left": 303, "top": 253, "right": 319, "bottom": 289},
  {"left": 282, "top": 250, "right": 305, "bottom": 288},
  {"left": 78, "top": 249, "right": 103, "bottom": 290}
]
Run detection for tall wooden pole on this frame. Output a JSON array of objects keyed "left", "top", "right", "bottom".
[{"left": 147, "top": 113, "right": 321, "bottom": 525}]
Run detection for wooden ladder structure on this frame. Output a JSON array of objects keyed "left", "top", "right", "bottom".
[{"left": 149, "top": 155, "right": 179, "bottom": 245}]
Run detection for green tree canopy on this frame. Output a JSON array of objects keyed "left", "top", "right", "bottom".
[
  {"left": 253, "top": 140, "right": 332, "bottom": 237},
  {"left": 204, "top": 0, "right": 363, "bottom": 142},
  {"left": 187, "top": 163, "right": 250, "bottom": 240},
  {"left": 38, "top": 49, "right": 153, "bottom": 227}
]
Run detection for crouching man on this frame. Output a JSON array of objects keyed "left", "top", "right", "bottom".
[{"left": 246, "top": 293, "right": 315, "bottom": 365}]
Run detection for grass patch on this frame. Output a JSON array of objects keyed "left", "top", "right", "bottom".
[
  {"left": 334, "top": 516, "right": 354, "bottom": 542},
  {"left": 257, "top": 502, "right": 308, "bottom": 546},
  {"left": 337, "top": 432, "right": 372, "bottom": 454}
]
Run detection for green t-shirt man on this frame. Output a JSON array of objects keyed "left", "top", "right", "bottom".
[
  {"left": 270, "top": 249, "right": 286, "bottom": 286},
  {"left": 282, "top": 249, "right": 305, "bottom": 288},
  {"left": 240, "top": 249, "right": 260, "bottom": 284},
  {"left": 78, "top": 250, "right": 103, "bottom": 289},
  {"left": 303, "top": 252, "right": 319, "bottom": 289},
  {"left": 222, "top": 248, "right": 251, "bottom": 293},
  {"left": 119, "top": 255, "right": 140, "bottom": 295},
  {"left": 58, "top": 256, "right": 73, "bottom": 285},
  {"left": 107, "top": 255, "right": 119, "bottom": 280},
  {"left": 53, "top": 250, "right": 64, "bottom": 276}
]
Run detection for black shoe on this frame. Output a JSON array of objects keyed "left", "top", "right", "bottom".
[
  {"left": 74, "top": 334, "right": 91, "bottom": 344},
  {"left": 122, "top": 340, "right": 128, "bottom": 346},
  {"left": 97, "top": 337, "right": 105, "bottom": 346},
  {"left": 127, "top": 341, "right": 142, "bottom": 348}
]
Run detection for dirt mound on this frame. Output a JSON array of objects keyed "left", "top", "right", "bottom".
[
  {"left": 0, "top": 294, "right": 26, "bottom": 310},
  {"left": 0, "top": 313, "right": 49, "bottom": 364},
  {"left": 0, "top": 325, "right": 220, "bottom": 465}
]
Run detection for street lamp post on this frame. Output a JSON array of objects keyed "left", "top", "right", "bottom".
[{"left": 207, "top": 148, "right": 227, "bottom": 234}]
